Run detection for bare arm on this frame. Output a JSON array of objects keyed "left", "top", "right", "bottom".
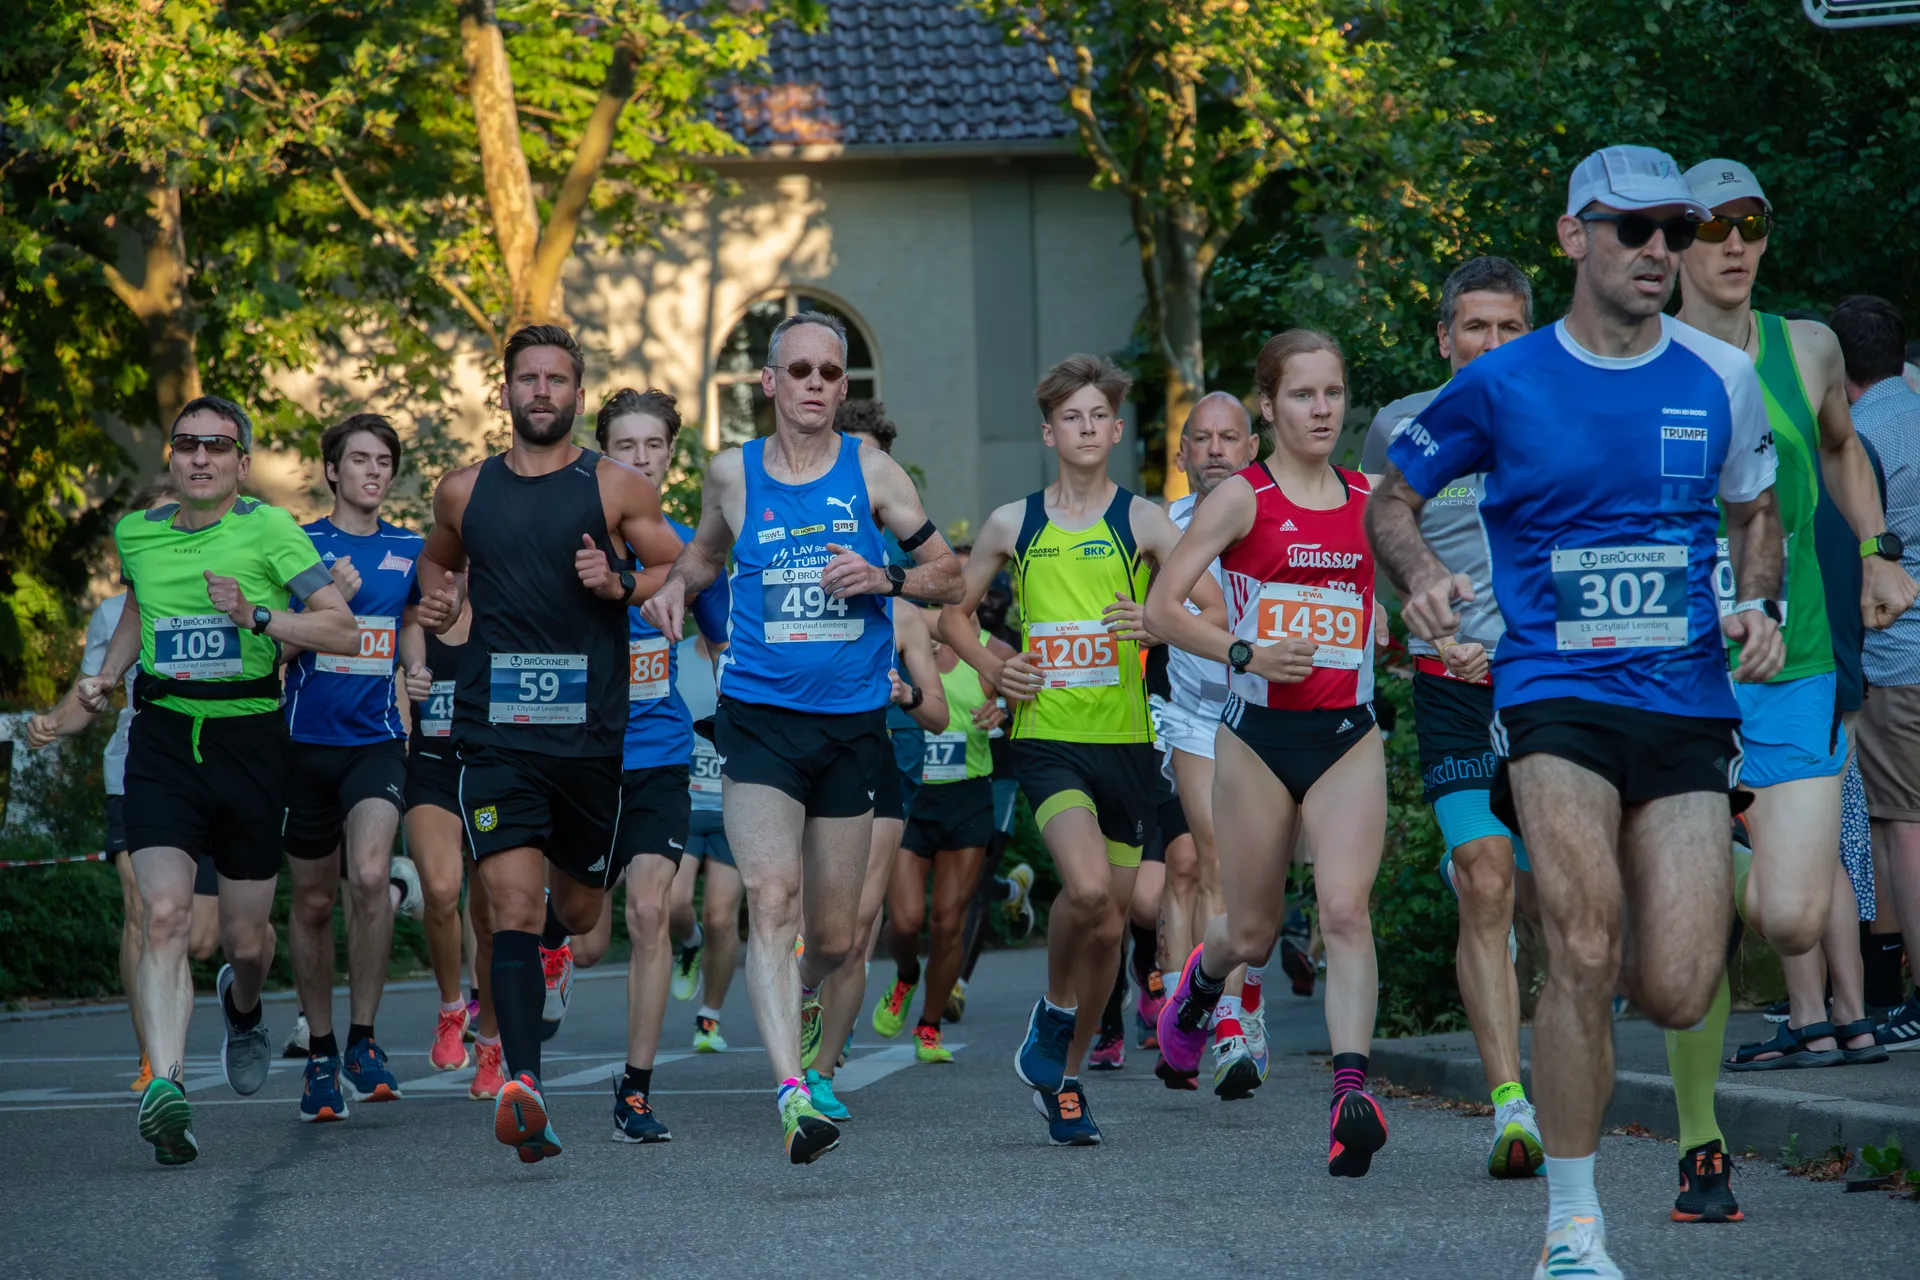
[
  {"left": 1364, "top": 464, "right": 1474, "bottom": 644},
  {"left": 79, "top": 586, "right": 146, "bottom": 710},
  {"left": 820, "top": 448, "right": 963, "bottom": 606},
  {"left": 640, "top": 449, "right": 740, "bottom": 640},
  {"left": 1722, "top": 486, "right": 1786, "bottom": 683},
  {"left": 417, "top": 466, "right": 476, "bottom": 634},
  {"left": 937, "top": 501, "right": 1025, "bottom": 699},
  {"left": 891, "top": 603, "right": 949, "bottom": 733},
  {"left": 1129, "top": 495, "right": 1227, "bottom": 637}
]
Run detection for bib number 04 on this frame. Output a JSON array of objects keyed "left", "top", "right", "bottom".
[{"left": 313, "top": 614, "right": 397, "bottom": 677}]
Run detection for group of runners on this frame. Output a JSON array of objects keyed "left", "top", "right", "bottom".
[{"left": 26, "top": 142, "right": 1920, "bottom": 1280}]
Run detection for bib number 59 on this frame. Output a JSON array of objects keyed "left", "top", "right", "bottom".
[{"left": 518, "top": 670, "right": 562, "bottom": 703}]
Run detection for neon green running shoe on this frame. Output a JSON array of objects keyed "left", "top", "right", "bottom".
[
  {"left": 871, "top": 976, "right": 917, "bottom": 1039},
  {"left": 670, "top": 938, "right": 703, "bottom": 1003},
  {"left": 781, "top": 1086, "right": 841, "bottom": 1164},
  {"left": 138, "top": 1078, "right": 198, "bottom": 1166},
  {"left": 944, "top": 979, "right": 967, "bottom": 1024},
  {"left": 692, "top": 1013, "right": 727, "bottom": 1053},
  {"left": 913, "top": 1022, "right": 954, "bottom": 1063},
  {"left": 799, "top": 987, "right": 824, "bottom": 1070}
]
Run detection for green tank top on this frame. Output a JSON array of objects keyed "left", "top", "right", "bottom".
[
  {"left": 1724, "top": 312, "right": 1834, "bottom": 683},
  {"left": 1007, "top": 487, "right": 1154, "bottom": 744},
  {"left": 924, "top": 635, "right": 993, "bottom": 783}
]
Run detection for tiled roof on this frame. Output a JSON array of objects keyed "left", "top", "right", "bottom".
[{"left": 715, "top": 0, "right": 1075, "bottom": 149}]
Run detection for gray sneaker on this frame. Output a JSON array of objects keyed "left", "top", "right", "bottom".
[{"left": 216, "top": 964, "right": 271, "bottom": 1096}]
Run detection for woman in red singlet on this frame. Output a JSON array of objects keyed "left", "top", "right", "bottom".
[{"left": 1146, "top": 330, "right": 1391, "bottom": 1177}]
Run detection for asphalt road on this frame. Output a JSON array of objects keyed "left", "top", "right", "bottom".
[{"left": 3, "top": 948, "right": 1914, "bottom": 1278}]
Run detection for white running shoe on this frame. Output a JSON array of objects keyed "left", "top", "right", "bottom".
[
  {"left": 1488, "top": 1096, "right": 1545, "bottom": 1178},
  {"left": 281, "top": 1012, "right": 311, "bottom": 1060},
  {"left": 1243, "top": 1006, "right": 1270, "bottom": 1082},
  {"left": 389, "top": 855, "right": 425, "bottom": 922},
  {"left": 1533, "top": 1218, "right": 1621, "bottom": 1279}
]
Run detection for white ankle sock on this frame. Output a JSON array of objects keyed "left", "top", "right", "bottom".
[
  {"left": 1544, "top": 1153, "right": 1602, "bottom": 1232},
  {"left": 684, "top": 922, "right": 704, "bottom": 950},
  {"left": 697, "top": 1005, "right": 722, "bottom": 1021}
]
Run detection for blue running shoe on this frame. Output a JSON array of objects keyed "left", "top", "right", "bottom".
[
  {"left": 1013, "top": 998, "right": 1075, "bottom": 1093},
  {"left": 611, "top": 1074, "right": 672, "bottom": 1144},
  {"left": 1034, "top": 1080, "right": 1101, "bottom": 1146},
  {"left": 299, "top": 1055, "right": 349, "bottom": 1123},
  {"left": 804, "top": 1068, "right": 851, "bottom": 1121},
  {"left": 496, "top": 1072, "right": 562, "bottom": 1163},
  {"left": 342, "top": 1039, "right": 402, "bottom": 1103}
]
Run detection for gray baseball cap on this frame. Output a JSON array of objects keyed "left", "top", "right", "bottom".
[
  {"left": 1566, "top": 146, "right": 1712, "bottom": 219},
  {"left": 1684, "top": 159, "right": 1773, "bottom": 214}
]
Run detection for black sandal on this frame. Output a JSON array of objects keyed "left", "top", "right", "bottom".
[
  {"left": 1833, "top": 1017, "right": 1890, "bottom": 1065},
  {"left": 1725, "top": 1019, "right": 1844, "bottom": 1071}
]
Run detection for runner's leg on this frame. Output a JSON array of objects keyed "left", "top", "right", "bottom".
[
  {"left": 815, "top": 814, "right": 901, "bottom": 1081},
  {"left": 114, "top": 853, "right": 148, "bottom": 1060},
  {"left": 1742, "top": 776, "right": 1841, "bottom": 958},
  {"left": 1173, "top": 747, "right": 1223, "bottom": 944},
  {"left": 572, "top": 890, "right": 616, "bottom": 969},
  {"left": 725, "top": 783, "right": 811, "bottom": 1082},
  {"left": 287, "top": 852, "right": 343, "bottom": 1044},
  {"left": 886, "top": 845, "right": 930, "bottom": 982},
  {"left": 1042, "top": 808, "right": 1137, "bottom": 1077},
  {"left": 701, "top": 860, "right": 744, "bottom": 1010},
  {"left": 922, "top": 845, "right": 985, "bottom": 1024},
  {"left": 214, "top": 871, "right": 279, "bottom": 1036},
  {"left": 409, "top": 805, "right": 466, "bottom": 1006},
  {"left": 342, "top": 797, "right": 400, "bottom": 1034},
  {"left": 1197, "top": 732, "right": 1294, "bottom": 985},
  {"left": 470, "top": 870, "right": 498, "bottom": 1038},
  {"left": 131, "top": 848, "right": 197, "bottom": 1080},
  {"left": 623, "top": 855, "right": 681, "bottom": 1073},
  {"left": 1452, "top": 833, "right": 1523, "bottom": 1089},
  {"left": 1300, "top": 732, "right": 1388, "bottom": 1057}
]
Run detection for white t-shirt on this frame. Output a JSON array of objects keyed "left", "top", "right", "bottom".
[
  {"left": 81, "top": 593, "right": 139, "bottom": 796},
  {"left": 1163, "top": 494, "right": 1230, "bottom": 716}
]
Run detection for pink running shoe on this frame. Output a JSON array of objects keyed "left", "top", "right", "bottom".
[
  {"left": 1154, "top": 945, "right": 1215, "bottom": 1077},
  {"left": 1135, "top": 972, "right": 1165, "bottom": 1050},
  {"left": 431, "top": 1005, "right": 471, "bottom": 1071},
  {"left": 469, "top": 1040, "right": 505, "bottom": 1101},
  {"left": 1088, "top": 1028, "right": 1126, "bottom": 1071}
]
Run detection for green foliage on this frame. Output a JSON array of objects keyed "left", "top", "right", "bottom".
[
  {"left": 1859, "top": 1134, "right": 1906, "bottom": 1178},
  {"left": 0, "top": 854, "right": 125, "bottom": 1002}
]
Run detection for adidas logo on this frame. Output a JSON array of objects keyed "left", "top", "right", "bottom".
[
  {"left": 1279, "top": 519, "right": 1298, "bottom": 531},
  {"left": 1337, "top": 718, "right": 1353, "bottom": 732},
  {"left": 588, "top": 856, "right": 607, "bottom": 873}
]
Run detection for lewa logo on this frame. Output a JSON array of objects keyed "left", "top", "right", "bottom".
[{"left": 1287, "top": 543, "right": 1362, "bottom": 570}]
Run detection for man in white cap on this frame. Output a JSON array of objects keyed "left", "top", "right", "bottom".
[
  {"left": 1659, "top": 158, "right": 1916, "bottom": 1221},
  {"left": 1369, "top": 145, "right": 1785, "bottom": 1278}
]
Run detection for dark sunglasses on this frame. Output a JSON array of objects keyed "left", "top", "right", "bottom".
[
  {"left": 770, "top": 360, "right": 845, "bottom": 383},
  {"left": 170, "top": 433, "right": 245, "bottom": 456},
  {"left": 1578, "top": 211, "right": 1699, "bottom": 252},
  {"left": 1693, "top": 212, "right": 1773, "bottom": 244}
]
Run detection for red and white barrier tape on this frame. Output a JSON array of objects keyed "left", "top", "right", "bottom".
[{"left": 0, "top": 851, "right": 109, "bottom": 869}]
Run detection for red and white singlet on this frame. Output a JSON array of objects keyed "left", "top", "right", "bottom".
[{"left": 1219, "top": 463, "right": 1376, "bottom": 712}]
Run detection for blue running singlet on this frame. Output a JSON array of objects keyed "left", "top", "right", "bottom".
[
  {"left": 623, "top": 516, "right": 730, "bottom": 770},
  {"left": 283, "top": 518, "right": 423, "bottom": 745}
]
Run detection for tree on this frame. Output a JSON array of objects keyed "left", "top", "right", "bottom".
[{"left": 977, "top": 0, "right": 1360, "bottom": 498}]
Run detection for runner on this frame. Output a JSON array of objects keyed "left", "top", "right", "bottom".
[
  {"left": 640, "top": 312, "right": 961, "bottom": 1164},
  {"left": 1150, "top": 330, "right": 1392, "bottom": 1173},
  {"left": 1667, "top": 162, "right": 1915, "bottom": 1217},
  {"left": 416, "top": 324, "right": 684, "bottom": 1164},
  {"left": 1090, "top": 754, "right": 1181, "bottom": 1076},
  {"left": 277, "top": 414, "right": 421, "bottom": 1122},
  {"left": 1369, "top": 146, "right": 1785, "bottom": 1277},
  {"left": 1358, "top": 255, "right": 1545, "bottom": 1178},
  {"left": 77, "top": 395, "right": 359, "bottom": 1164},
  {"left": 940, "top": 353, "right": 1220, "bottom": 1146},
  {"left": 665, "top": 631, "right": 739, "bottom": 1054}
]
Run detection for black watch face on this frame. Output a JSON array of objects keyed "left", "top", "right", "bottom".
[{"left": 1882, "top": 532, "right": 1905, "bottom": 560}]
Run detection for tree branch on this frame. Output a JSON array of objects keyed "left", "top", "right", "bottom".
[
  {"left": 97, "top": 258, "right": 152, "bottom": 318},
  {"left": 331, "top": 167, "right": 500, "bottom": 349},
  {"left": 523, "top": 41, "right": 637, "bottom": 326}
]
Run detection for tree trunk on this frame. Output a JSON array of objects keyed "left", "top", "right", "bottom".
[
  {"left": 522, "top": 44, "right": 637, "bottom": 327},
  {"left": 1158, "top": 206, "right": 1208, "bottom": 503},
  {"left": 100, "top": 181, "right": 200, "bottom": 429},
  {"left": 460, "top": 0, "right": 541, "bottom": 324}
]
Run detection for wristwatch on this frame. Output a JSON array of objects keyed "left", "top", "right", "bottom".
[
  {"left": 905, "top": 685, "right": 924, "bottom": 710},
  {"left": 1227, "top": 639, "right": 1254, "bottom": 674},
  {"left": 1727, "top": 598, "right": 1782, "bottom": 624},
  {"left": 1861, "top": 531, "right": 1905, "bottom": 562},
  {"left": 885, "top": 563, "right": 908, "bottom": 597},
  {"left": 250, "top": 605, "right": 272, "bottom": 634},
  {"left": 618, "top": 568, "right": 637, "bottom": 598}
]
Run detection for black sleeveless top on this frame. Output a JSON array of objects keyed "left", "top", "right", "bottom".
[
  {"left": 410, "top": 626, "right": 465, "bottom": 762},
  {"left": 453, "top": 449, "right": 628, "bottom": 757}
]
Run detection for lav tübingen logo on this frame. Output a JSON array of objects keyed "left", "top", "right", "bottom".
[{"left": 473, "top": 805, "right": 498, "bottom": 833}]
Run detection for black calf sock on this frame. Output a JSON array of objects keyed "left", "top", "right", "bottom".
[
  {"left": 898, "top": 956, "right": 922, "bottom": 987},
  {"left": 1189, "top": 962, "right": 1227, "bottom": 1005},
  {"left": 492, "top": 930, "right": 545, "bottom": 1080},
  {"left": 347, "top": 1023, "right": 374, "bottom": 1051},
  {"left": 1129, "top": 922, "right": 1158, "bottom": 988},
  {"left": 222, "top": 983, "right": 261, "bottom": 1032},
  {"left": 1862, "top": 926, "right": 1906, "bottom": 1009},
  {"left": 309, "top": 1031, "right": 340, "bottom": 1060},
  {"left": 621, "top": 1064, "right": 652, "bottom": 1096},
  {"left": 1100, "top": 956, "right": 1127, "bottom": 1037},
  {"left": 540, "top": 902, "right": 569, "bottom": 950}
]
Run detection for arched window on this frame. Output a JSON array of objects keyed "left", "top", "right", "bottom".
[{"left": 708, "top": 290, "right": 878, "bottom": 449}]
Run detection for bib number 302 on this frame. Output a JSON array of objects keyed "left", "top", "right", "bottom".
[
  {"left": 1551, "top": 546, "right": 1687, "bottom": 650},
  {"left": 487, "top": 653, "right": 588, "bottom": 724}
]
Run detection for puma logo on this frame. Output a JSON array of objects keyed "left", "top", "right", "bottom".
[{"left": 826, "top": 496, "right": 858, "bottom": 519}]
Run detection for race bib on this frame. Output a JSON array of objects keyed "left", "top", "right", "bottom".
[
  {"left": 629, "top": 637, "right": 670, "bottom": 702},
  {"left": 312, "top": 614, "right": 397, "bottom": 677},
  {"left": 1255, "top": 583, "right": 1367, "bottom": 670},
  {"left": 487, "top": 653, "right": 588, "bottom": 724},
  {"left": 1027, "top": 620, "right": 1119, "bottom": 689},
  {"left": 421, "top": 679, "right": 454, "bottom": 738},
  {"left": 760, "top": 567, "right": 863, "bottom": 643},
  {"left": 152, "top": 614, "right": 243, "bottom": 679},
  {"left": 689, "top": 738, "right": 724, "bottom": 807},
  {"left": 1551, "top": 546, "right": 1687, "bottom": 650},
  {"left": 922, "top": 730, "right": 969, "bottom": 782}
]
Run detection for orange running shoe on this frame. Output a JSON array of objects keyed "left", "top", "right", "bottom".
[
  {"left": 129, "top": 1054, "right": 154, "bottom": 1093},
  {"left": 470, "top": 1040, "right": 505, "bottom": 1100},
  {"left": 431, "top": 1006, "right": 471, "bottom": 1071}
]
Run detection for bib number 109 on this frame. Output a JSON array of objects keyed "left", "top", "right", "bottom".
[{"left": 152, "top": 614, "right": 243, "bottom": 679}]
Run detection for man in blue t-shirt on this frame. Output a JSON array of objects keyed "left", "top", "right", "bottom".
[
  {"left": 1369, "top": 146, "right": 1784, "bottom": 1278},
  {"left": 280, "top": 413, "right": 423, "bottom": 1120}
]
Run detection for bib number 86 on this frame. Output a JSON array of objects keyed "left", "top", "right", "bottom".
[{"left": 1576, "top": 570, "right": 1671, "bottom": 618}]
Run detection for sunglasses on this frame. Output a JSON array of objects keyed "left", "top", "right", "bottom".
[
  {"left": 170, "top": 433, "right": 245, "bottom": 456},
  {"left": 1693, "top": 212, "right": 1773, "bottom": 244},
  {"left": 770, "top": 360, "right": 845, "bottom": 383},
  {"left": 1578, "top": 212, "right": 1699, "bottom": 252}
]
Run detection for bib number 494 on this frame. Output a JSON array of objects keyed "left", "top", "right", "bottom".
[{"left": 760, "top": 567, "right": 864, "bottom": 643}]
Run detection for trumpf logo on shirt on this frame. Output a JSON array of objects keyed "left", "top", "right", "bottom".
[
  {"left": 1659, "top": 411, "right": 1710, "bottom": 480},
  {"left": 1287, "top": 543, "right": 1363, "bottom": 570},
  {"left": 1403, "top": 421, "right": 1439, "bottom": 458}
]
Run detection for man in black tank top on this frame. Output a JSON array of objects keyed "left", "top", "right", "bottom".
[{"left": 416, "top": 325, "right": 683, "bottom": 1165}]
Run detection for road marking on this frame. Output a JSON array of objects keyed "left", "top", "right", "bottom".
[{"left": 833, "top": 1042, "right": 965, "bottom": 1092}]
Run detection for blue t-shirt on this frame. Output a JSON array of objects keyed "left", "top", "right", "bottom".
[
  {"left": 1390, "top": 316, "right": 1776, "bottom": 721},
  {"left": 623, "top": 516, "right": 730, "bottom": 771},
  {"left": 283, "top": 518, "right": 423, "bottom": 745}
]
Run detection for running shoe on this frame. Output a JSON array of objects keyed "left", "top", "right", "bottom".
[
  {"left": 1328, "top": 1087, "right": 1389, "bottom": 1177},
  {"left": 670, "top": 937, "right": 703, "bottom": 1003},
  {"left": 1488, "top": 1096, "right": 1545, "bottom": 1179},
  {"left": 799, "top": 987, "right": 825, "bottom": 1069},
  {"left": 137, "top": 1077, "right": 198, "bottom": 1166},
  {"left": 804, "top": 1069, "right": 851, "bottom": 1121},
  {"left": 1154, "top": 946, "right": 1214, "bottom": 1077},
  {"left": 781, "top": 1087, "right": 841, "bottom": 1164},
  {"left": 944, "top": 978, "right": 967, "bottom": 1024},
  {"left": 463, "top": 996, "right": 481, "bottom": 1043},
  {"left": 1672, "top": 1139, "right": 1744, "bottom": 1222},
  {"left": 1876, "top": 997, "right": 1920, "bottom": 1051},
  {"left": 343, "top": 1038, "right": 402, "bottom": 1102},
  {"left": 390, "top": 854, "right": 425, "bottom": 921},
  {"left": 1212, "top": 1029, "right": 1260, "bottom": 1101},
  {"left": 300, "top": 1054, "right": 349, "bottom": 1123},
  {"left": 496, "top": 1072, "right": 562, "bottom": 1164},
  {"left": 216, "top": 964, "right": 271, "bottom": 1096},
  {"left": 470, "top": 1040, "right": 505, "bottom": 1100},
  {"left": 1003, "top": 862, "right": 1036, "bottom": 940},
  {"left": 129, "top": 1055, "right": 153, "bottom": 1093},
  {"left": 1154, "top": 1052, "right": 1199, "bottom": 1090},
  {"left": 837, "top": 1030, "right": 852, "bottom": 1068},
  {"left": 693, "top": 1014, "right": 727, "bottom": 1053},
  {"left": 1533, "top": 1217, "right": 1621, "bottom": 1279},
  {"left": 282, "top": 1012, "right": 311, "bottom": 1060},
  {"left": 915, "top": 1022, "right": 955, "bottom": 1064},
  {"left": 1013, "top": 998, "right": 1076, "bottom": 1093},
  {"left": 431, "top": 1006, "right": 471, "bottom": 1071},
  {"left": 871, "top": 976, "right": 917, "bottom": 1039},
  {"left": 1034, "top": 1080, "right": 1101, "bottom": 1146},
  {"left": 1088, "top": 1028, "right": 1126, "bottom": 1071},
  {"left": 539, "top": 942, "right": 574, "bottom": 1041},
  {"left": 1761, "top": 997, "right": 1791, "bottom": 1023},
  {"left": 1134, "top": 970, "right": 1165, "bottom": 1049},
  {"left": 1244, "top": 1005, "right": 1270, "bottom": 1083},
  {"left": 1278, "top": 935, "right": 1315, "bottom": 998},
  {"left": 611, "top": 1075, "right": 672, "bottom": 1143}
]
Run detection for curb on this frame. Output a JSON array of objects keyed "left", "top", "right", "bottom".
[{"left": 1371, "top": 1040, "right": 1920, "bottom": 1161}]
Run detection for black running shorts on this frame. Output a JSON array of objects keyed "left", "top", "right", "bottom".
[
  {"left": 1489, "top": 696, "right": 1744, "bottom": 828},
  {"left": 1008, "top": 738, "right": 1158, "bottom": 868},
  {"left": 615, "top": 765, "right": 692, "bottom": 865},
  {"left": 686, "top": 808, "right": 734, "bottom": 868},
  {"left": 715, "top": 698, "right": 889, "bottom": 820},
  {"left": 1412, "top": 672, "right": 1499, "bottom": 805},
  {"left": 105, "top": 793, "right": 128, "bottom": 855},
  {"left": 1221, "top": 696, "right": 1376, "bottom": 806},
  {"left": 123, "top": 705, "right": 289, "bottom": 882},
  {"left": 456, "top": 742, "right": 625, "bottom": 887},
  {"left": 284, "top": 739, "right": 408, "bottom": 859},
  {"left": 1142, "top": 768, "right": 1189, "bottom": 864},
  {"left": 902, "top": 776, "right": 995, "bottom": 857},
  {"left": 406, "top": 744, "right": 461, "bottom": 815}
]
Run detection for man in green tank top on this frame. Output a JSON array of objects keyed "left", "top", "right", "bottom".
[
  {"left": 1654, "top": 160, "right": 1918, "bottom": 1221},
  {"left": 940, "top": 354, "right": 1225, "bottom": 1146}
]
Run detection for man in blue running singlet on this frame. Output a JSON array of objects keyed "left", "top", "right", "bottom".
[
  {"left": 1370, "top": 145, "right": 1785, "bottom": 1280},
  {"left": 642, "top": 312, "right": 962, "bottom": 1165}
]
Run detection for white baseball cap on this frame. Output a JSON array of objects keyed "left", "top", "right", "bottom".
[
  {"left": 1684, "top": 159, "right": 1773, "bottom": 214},
  {"left": 1565, "top": 146, "right": 1712, "bottom": 219}
]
